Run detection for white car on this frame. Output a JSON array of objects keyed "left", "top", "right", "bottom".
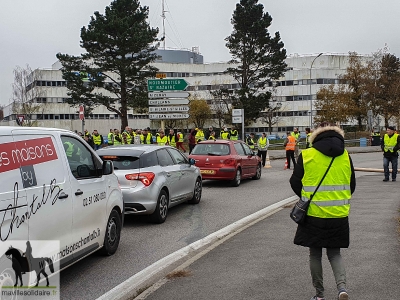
[{"left": 0, "top": 126, "right": 124, "bottom": 286}]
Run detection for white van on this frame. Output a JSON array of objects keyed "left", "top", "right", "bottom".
[{"left": 0, "top": 127, "right": 124, "bottom": 274}]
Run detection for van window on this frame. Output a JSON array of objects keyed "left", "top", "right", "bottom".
[{"left": 61, "top": 136, "right": 100, "bottom": 179}]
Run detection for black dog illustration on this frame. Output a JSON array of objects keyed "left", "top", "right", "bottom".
[{"left": 5, "top": 242, "right": 54, "bottom": 287}]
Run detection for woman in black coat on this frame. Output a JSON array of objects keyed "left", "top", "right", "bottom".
[{"left": 290, "top": 124, "right": 356, "bottom": 300}]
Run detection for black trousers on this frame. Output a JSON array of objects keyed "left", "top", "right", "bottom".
[
  {"left": 286, "top": 150, "right": 296, "bottom": 169},
  {"left": 257, "top": 150, "right": 267, "bottom": 166},
  {"left": 189, "top": 144, "right": 195, "bottom": 154}
]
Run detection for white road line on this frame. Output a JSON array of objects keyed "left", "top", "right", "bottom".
[{"left": 96, "top": 196, "right": 298, "bottom": 300}]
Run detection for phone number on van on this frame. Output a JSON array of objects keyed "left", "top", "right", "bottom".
[{"left": 83, "top": 192, "right": 106, "bottom": 207}]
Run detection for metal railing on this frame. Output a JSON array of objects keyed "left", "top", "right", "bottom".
[{"left": 267, "top": 139, "right": 365, "bottom": 150}]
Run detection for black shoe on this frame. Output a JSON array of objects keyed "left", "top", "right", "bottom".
[
  {"left": 383, "top": 178, "right": 389, "bottom": 182},
  {"left": 392, "top": 179, "right": 396, "bottom": 182}
]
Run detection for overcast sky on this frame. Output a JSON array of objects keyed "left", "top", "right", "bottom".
[{"left": 1, "top": 0, "right": 400, "bottom": 107}]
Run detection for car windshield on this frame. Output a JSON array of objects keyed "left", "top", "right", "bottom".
[
  {"left": 99, "top": 155, "right": 140, "bottom": 170},
  {"left": 191, "top": 143, "right": 230, "bottom": 156}
]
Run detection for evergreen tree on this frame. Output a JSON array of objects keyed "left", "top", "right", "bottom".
[
  {"left": 225, "top": 0, "right": 287, "bottom": 122},
  {"left": 56, "top": 0, "right": 159, "bottom": 130}
]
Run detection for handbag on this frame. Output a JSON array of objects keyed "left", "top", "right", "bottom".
[{"left": 290, "top": 157, "right": 335, "bottom": 224}]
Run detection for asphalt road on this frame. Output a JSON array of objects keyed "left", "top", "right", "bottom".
[{"left": 60, "top": 152, "right": 384, "bottom": 300}]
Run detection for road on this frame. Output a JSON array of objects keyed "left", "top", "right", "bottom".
[{"left": 60, "top": 152, "right": 384, "bottom": 300}]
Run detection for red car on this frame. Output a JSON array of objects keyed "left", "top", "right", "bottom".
[{"left": 189, "top": 140, "right": 262, "bottom": 187}]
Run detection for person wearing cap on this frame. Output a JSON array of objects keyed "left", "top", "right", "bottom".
[
  {"left": 140, "top": 127, "right": 153, "bottom": 144},
  {"left": 380, "top": 126, "right": 400, "bottom": 181}
]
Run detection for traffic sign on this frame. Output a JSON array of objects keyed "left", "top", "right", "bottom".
[
  {"left": 16, "top": 115, "right": 25, "bottom": 125},
  {"left": 148, "top": 92, "right": 190, "bottom": 99},
  {"left": 232, "top": 116, "right": 243, "bottom": 123},
  {"left": 149, "top": 113, "right": 189, "bottom": 120},
  {"left": 147, "top": 79, "right": 189, "bottom": 91},
  {"left": 232, "top": 109, "right": 243, "bottom": 116},
  {"left": 155, "top": 73, "right": 167, "bottom": 79},
  {"left": 79, "top": 105, "right": 85, "bottom": 120},
  {"left": 149, "top": 106, "right": 189, "bottom": 113},
  {"left": 148, "top": 99, "right": 189, "bottom": 105}
]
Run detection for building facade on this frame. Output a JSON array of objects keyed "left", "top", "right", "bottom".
[{"left": 2, "top": 51, "right": 367, "bottom": 135}]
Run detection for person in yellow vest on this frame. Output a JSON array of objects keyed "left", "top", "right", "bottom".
[
  {"left": 113, "top": 129, "right": 122, "bottom": 145},
  {"left": 284, "top": 131, "right": 296, "bottom": 169},
  {"left": 107, "top": 129, "right": 114, "bottom": 146},
  {"left": 230, "top": 126, "right": 239, "bottom": 140},
  {"left": 289, "top": 122, "right": 356, "bottom": 300},
  {"left": 167, "top": 129, "right": 178, "bottom": 148},
  {"left": 291, "top": 127, "right": 300, "bottom": 160},
  {"left": 140, "top": 127, "right": 153, "bottom": 144},
  {"left": 91, "top": 129, "right": 104, "bottom": 150},
  {"left": 176, "top": 130, "right": 186, "bottom": 152},
  {"left": 208, "top": 131, "right": 216, "bottom": 140},
  {"left": 220, "top": 127, "right": 230, "bottom": 140},
  {"left": 195, "top": 128, "right": 205, "bottom": 143},
  {"left": 257, "top": 132, "right": 269, "bottom": 167},
  {"left": 305, "top": 127, "right": 312, "bottom": 149},
  {"left": 380, "top": 126, "right": 400, "bottom": 181},
  {"left": 157, "top": 130, "right": 168, "bottom": 146},
  {"left": 246, "top": 133, "right": 257, "bottom": 151}
]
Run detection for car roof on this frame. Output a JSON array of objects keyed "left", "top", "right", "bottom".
[
  {"left": 197, "top": 139, "right": 243, "bottom": 145},
  {"left": 0, "top": 126, "right": 75, "bottom": 136},
  {"left": 96, "top": 144, "right": 174, "bottom": 155}
]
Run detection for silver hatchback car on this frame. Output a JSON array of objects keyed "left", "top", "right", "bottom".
[{"left": 97, "top": 145, "right": 202, "bottom": 223}]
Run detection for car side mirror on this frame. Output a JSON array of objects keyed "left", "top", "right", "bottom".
[
  {"left": 189, "top": 158, "right": 196, "bottom": 165},
  {"left": 102, "top": 160, "right": 114, "bottom": 175}
]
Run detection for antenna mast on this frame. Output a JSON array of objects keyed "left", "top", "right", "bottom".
[{"left": 161, "top": 0, "right": 166, "bottom": 49}]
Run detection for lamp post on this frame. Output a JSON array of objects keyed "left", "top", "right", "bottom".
[{"left": 310, "top": 53, "right": 323, "bottom": 127}]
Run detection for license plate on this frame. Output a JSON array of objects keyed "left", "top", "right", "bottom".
[{"left": 200, "top": 169, "right": 215, "bottom": 174}]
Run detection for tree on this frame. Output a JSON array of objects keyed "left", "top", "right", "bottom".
[
  {"left": 366, "top": 53, "right": 400, "bottom": 127},
  {"left": 210, "top": 88, "right": 235, "bottom": 129},
  {"left": 57, "top": 0, "right": 159, "bottom": 130},
  {"left": 225, "top": 0, "right": 287, "bottom": 123},
  {"left": 188, "top": 99, "right": 212, "bottom": 129},
  {"left": 11, "top": 65, "right": 46, "bottom": 127},
  {"left": 260, "top": 101, "right": 285, "bottom": 134}
]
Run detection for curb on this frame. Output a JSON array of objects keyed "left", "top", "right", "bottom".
[{"left": 96, "top": 196, "right": 298, "bottom": 300}]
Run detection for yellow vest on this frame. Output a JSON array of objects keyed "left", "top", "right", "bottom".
[
  {"left": 140, "top": 133, "right": 152, "bottom": 144},
  {"left": 302, "top": 148, "right": 351, "bottom": 218},
  {"left": 168, "top": 135, "right": 177, "bottom": 147},
  {"left": 64, "top": 142, "right": 74, "bottom": 157},
  {"left": 113, "top": 134, "right": 122, "bottom": 145},
  {"left": 157, "top": 135, "right": 168, "bottom": 146},
  {"left": 306, "top": 133, "right": 312, "bottom": 148},
  {"left": 92, "top": 134, "right": 102, "bottom": 145},
  {"left": 195, "top": 130, "right": 205, "bottom": 142},
  {"left": 221, "top": 132, "right": 230, "bottom": 140},
  {"left": 230, "top": 130, "right": 238, "bottom": 140},
  {"left": 107, "top": 132, "right": 114, "bottom": 145},
  {"left": 384, "top": 133, "right": 399, "bottom": 152},
  {"left": 178, "top": 133, "right": 184, "bottom": 142},
  {"left": 258, "top": 137, "right": 267, "bottom": 150},
  {"left": 209, "top": 135, "right": 216, "bottom": 140}
]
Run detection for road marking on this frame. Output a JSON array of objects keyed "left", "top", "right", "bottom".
[{"left": 96, "top": 196, "right": 298, "bottom": 300}]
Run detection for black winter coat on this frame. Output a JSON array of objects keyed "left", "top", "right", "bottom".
[{"left": 290, "top": 126, "right": 356, "bottom": 248}]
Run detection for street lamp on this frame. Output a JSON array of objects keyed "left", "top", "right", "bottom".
[{"left": 310, "top": 53, "right": 323, "bottom": 127}]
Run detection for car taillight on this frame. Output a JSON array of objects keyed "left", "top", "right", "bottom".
[
  {"left": 222, "top": 158, "right": 236, "bottom": 166},
  {"left": 125, "top": 172, "right": 155, "bottom": 187}
]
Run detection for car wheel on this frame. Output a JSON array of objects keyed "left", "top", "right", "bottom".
[
  {"left": 231, "top": 168, "right": 241, "bottom": 187},
  {"left": 188, "top": 177, "right": 202, "bottom": 204},
  {"left": 150, "top": 190, "right": 169, "bottom": 224},
  {"left": 99, "top": 209, "right": 122, "bottom": 256},
  {"left": 252, "top": 163, "right": 262, "bottom": 180}
]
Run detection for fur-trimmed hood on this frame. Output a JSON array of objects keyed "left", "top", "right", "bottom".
[{"left": 309, "top": 126, "right": 345, "bottom": 157}]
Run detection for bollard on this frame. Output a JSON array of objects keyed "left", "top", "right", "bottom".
[{"left": 359, "top": 137, "right": 367, "bottom": 147}]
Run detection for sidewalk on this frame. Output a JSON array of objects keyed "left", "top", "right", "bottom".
[{"left": 140, "top": 174, "right": 400, "bottom": 300}]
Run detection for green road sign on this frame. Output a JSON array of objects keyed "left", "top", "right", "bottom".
[{"left": 147, "top": 79, "right": 189, "bottom": 91}]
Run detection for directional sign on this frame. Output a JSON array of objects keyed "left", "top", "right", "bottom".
[
  {"left": 148, "top": 92, "right": 190, "bottom": 99},
  {"left": 232, "top": 116, "right": 243, "bottom": 123},
  {"left": 149, "top": 106, "right": 189, "bottom": 113},
  {"left": 147, "top": 79, "right": 189, "bottom": 91},
  {"left": 149, "top": 99, "right": 189, "bottom": 105},
  {"left": 232, "top": 109, "right": 243, "bottom": 116},
  {"left": 149, "top": 113, "right": 190, "bottom": 120}
]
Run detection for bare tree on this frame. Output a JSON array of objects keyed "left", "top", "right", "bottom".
[
  {"left": 260, "top": 101, "right": 286, "bottom": 134},
  {"left": 11, "top": 65, "right": 46, "bottom": 126},
  {"left": 210, "top": 88, "right": 235, "bottom": 128}
]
